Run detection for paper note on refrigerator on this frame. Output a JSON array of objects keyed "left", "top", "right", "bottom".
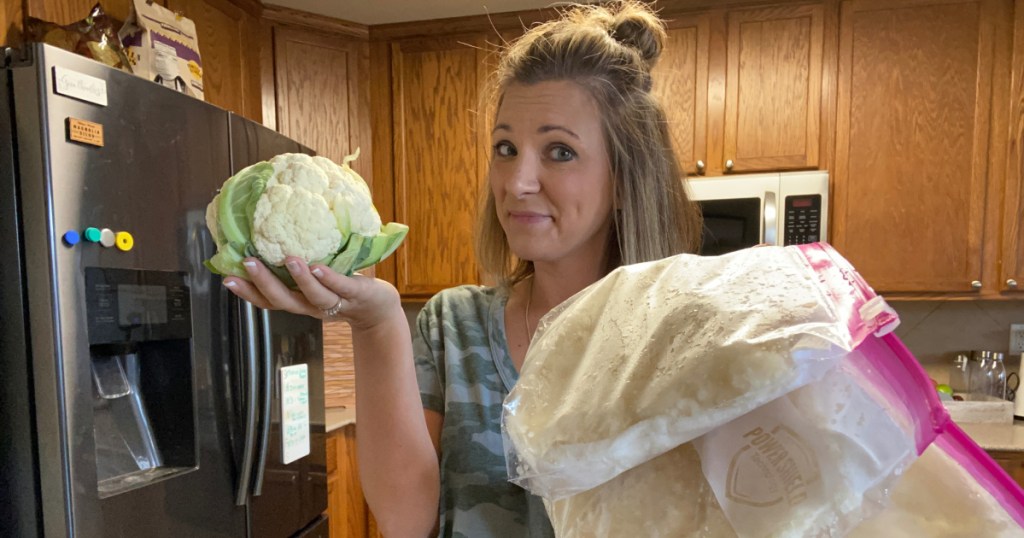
[{"left": 280, "top": 364, "right": 310, "bottom": 464}]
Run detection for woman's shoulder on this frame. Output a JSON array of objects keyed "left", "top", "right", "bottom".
[{"left": 421, "top": 285, "right": 503, "bottom": 319}]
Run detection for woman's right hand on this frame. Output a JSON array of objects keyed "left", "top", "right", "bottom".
[{"left": 223, "top": 256, "right": 401, "bottom": 331}]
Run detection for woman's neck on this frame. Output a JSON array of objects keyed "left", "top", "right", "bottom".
[{"left": 528, "top": 258, "right": 609, "bottom": 314}]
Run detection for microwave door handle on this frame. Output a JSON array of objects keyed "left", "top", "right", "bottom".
[
  {"left": 235, "top": 300, "right": 260, "bottom": 506},
  {"left": 252, "top": 309, "right": 274, "bottom": 496},
  {"left": 763, "top": 191, "right": 778, "bottom": 246}
]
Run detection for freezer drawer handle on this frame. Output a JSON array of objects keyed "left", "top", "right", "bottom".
[{"left": 235, "top": 301, "right": 260, "bottom": 506}]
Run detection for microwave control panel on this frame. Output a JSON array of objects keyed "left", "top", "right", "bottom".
[{"left": 783, "top": 195, "right": 822, "bottom": 245}]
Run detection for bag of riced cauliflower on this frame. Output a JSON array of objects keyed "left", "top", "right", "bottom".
[{"left": 502, "top": 243, "right": 1024, "bottom": 537}]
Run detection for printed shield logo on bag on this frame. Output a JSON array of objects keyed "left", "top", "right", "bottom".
[{"left": 725, "top": 425, "right": 821, "bottom": 508}]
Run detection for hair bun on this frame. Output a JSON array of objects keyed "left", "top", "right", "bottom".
[{"left": 608, "top": 3, "right": 666, "bottom": 68}]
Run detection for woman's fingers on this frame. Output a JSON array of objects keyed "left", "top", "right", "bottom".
[
  {"left": 242, "top": 258, "right": 322, "bottom": 317},
  {"left": 223, "top": 277, "right": 273, "bottom": 310},
  {"left": 284, "top": 257, "right": 346, "bottom": 316}
]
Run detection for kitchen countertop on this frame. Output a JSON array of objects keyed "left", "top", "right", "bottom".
[
  {"left": 960, "top": 420, "right": 1024, "bottom": 452},
  {"left": 325, "top": 407, "right": 356, "bottom": 433}
]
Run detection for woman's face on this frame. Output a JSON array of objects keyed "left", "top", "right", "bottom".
[{"left": 489, "top": 80, "right": 614, "bottom": 269}]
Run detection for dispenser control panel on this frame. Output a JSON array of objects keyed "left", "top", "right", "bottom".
[{"left": 85, "top": 268, "right": 191, "bottom": 345}]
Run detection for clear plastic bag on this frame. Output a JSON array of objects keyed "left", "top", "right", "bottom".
[
  {"left": 502, "top": 243, "right": 898, "bottom": 501},
  {"left": 503, "top": 242, "right": 1024, "bottom": 537}
]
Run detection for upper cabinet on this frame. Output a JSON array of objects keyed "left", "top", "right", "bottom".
[
  {"left": 1002, "top": 5, "right": 1024, "bottom": 295},
  {"left": 383, "top": 35, "right": 490, "bottom": 299},
  {"left": 271, "top": 25, "right": 371, "bottom": 174},
  {"left": 651, "top": 13, "right": 710, "bottom": 177},
  {"left": 831, "top": 0, "right": 1012, "bottom": 296},
  {"left": 166, "top": 0, "right": 263, "bottom": 122},
  {"left": 653, "top": 4, "right": 825, "bottom": 176},
  {"left": 724, "top": 4, "right": 824, "bottom": 174}
]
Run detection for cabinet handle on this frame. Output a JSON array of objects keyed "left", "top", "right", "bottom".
[
  {"left": 971, "top": 280, "right": 983, "bottom": 290},
  {"left": 1009, "top": 279, "right": 1019, "bottom": 289},
  {"left": 695, "top": 160, "right": 705, "bottom": 175},
  {"left": 725, "top": 159, "right": 734, "bottom": 171}
]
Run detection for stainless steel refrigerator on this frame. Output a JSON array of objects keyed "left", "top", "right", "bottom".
[{"left": 1, "top": 44, "right": 328, "bottom": 537}]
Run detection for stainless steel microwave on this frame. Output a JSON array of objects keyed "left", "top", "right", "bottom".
[{"left": 685, "top": 171, "right": 829, "bottom": 255}]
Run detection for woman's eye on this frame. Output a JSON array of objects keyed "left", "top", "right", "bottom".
[
  {"left": 493, "top": 142, "right": 517, "bottom": 157},
  {"left": 548, "top": 145, "right": 576, "bottom": 162}
]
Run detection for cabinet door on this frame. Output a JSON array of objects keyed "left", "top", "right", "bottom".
[
  {"left": 273, "top": 26, "right": 371, "bottom": 181},
  {"left": 651, "top": 14, "right": 710, "bottom": 177},
  {"left": 391, "top": 36, "right": 489, "bottom": 298},
  {"left": 724, "top": 4, "right": 823, "bottom": 173},
  {"left": 832, "top": 0, "right": 999, "bottom": 293},
  {"left": 987, "top": 450, "right": 1024, "bottom": 488},
  {"left": 1003, "top": 4, "right": 1024, "bottom": 294},
  {"left": 166, "top": 0, "right": 262, "bottom": 121}
]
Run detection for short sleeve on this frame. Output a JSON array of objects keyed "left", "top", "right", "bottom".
[{"left": 412, "top": 298, "right": 445, "bottom": 413}]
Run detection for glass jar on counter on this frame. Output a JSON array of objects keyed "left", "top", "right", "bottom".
[{"left": 967, "top": 350, "right": 1007, "bottom": 400}]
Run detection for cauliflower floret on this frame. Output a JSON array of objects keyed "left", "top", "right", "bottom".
[{"left": 251, "top": 184, "right": 342, "bottom": 266}]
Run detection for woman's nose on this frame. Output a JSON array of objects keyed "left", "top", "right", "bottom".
[{"left": 507, "top": 156, "right": 540, "bottom": 198}]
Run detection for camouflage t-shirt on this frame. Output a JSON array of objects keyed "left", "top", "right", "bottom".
[{"left": 413, "top": 285, "right": 555, "bottom": 538}]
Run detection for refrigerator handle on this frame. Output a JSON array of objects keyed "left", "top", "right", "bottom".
[
  {"left": 252, "top": 309, "right": 274, "bottom": 496},
  {"left": 763, "top": 191, "right": 779, "bottom": 246},
  {"left": 235, "top": 301, "right": 260, "bottom": 506}
]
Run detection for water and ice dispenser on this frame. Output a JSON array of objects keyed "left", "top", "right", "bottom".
[{"left": 85, "top": 267, "right": 196, "bottom": 497}]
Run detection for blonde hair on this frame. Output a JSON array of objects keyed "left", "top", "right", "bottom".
[{"left": 475, "top": 0, "right": 703, "bottom": 288}]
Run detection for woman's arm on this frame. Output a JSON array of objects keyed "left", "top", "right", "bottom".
[{"left": 353, "top": 311, "right": 442, "bottom": 538}]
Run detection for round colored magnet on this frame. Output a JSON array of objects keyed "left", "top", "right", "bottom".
[
  {"left": 84, "top": 227, "right": 102, "bottom": 242},
  {"left": 99, "top": 228, "right": 116, "bottom": 248},
  {"left": 62, "top": 230, "right": 80, "bottom": 246},
  {"left": 115, "top": 231, "right": 134, "bottom": 252}
]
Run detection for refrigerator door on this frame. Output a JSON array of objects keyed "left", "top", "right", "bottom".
[
  {"left": 228, "top": 115, "right": 328, "bottom": 537},
  {"left": 0, "top": 62, "right": 43, "bottom": 538},
  {"left": 10, "top": 44, "right": 246, "bottom": 537}
]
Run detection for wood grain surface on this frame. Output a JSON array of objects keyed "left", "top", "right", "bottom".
[
  {"left": 652, "top": 14, "right": 709, "bottom": 177},
  {"left": 2, "top": 0, "right": 23, "bottom": 46},
  {"left": 391, "top": 36, "right": 486, "bottom": 297},
  {"left": 1004, "top": 0, "right": 1024, "bottom": 293},
  {"left": 24, "top": 0, "right": 132, "bottom": 24},
  {"left": 262, "top": 4, "right": 368, "bottom": 39},
  {"left": 725, "top": 4, "right": 822, "bottom": 172},
  {"left": 166, "top": 0, "right": 262, "bottom": 121},
  {"left": 833, "top": 0, "right": 994, "bottom": 293}
]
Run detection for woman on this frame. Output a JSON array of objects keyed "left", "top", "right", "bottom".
[{"left": 224, "top": 1, "right": 702, "bottom": 536}]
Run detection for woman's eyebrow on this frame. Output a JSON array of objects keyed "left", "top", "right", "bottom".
[
  {"left": 538, "top": 125, "right": 580, "bottom": 139},
  {"left": 491, "top": 124, "right": 580, "bottom": 140}
]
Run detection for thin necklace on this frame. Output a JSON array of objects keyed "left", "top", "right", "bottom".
[{"left": 524, "top": 277, "right": 534, "bottom": 345}]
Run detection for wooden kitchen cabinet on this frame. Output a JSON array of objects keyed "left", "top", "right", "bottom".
[
  {"left": 385, "top": 34, "right": 491, "bottom": 298},
  {"left": 165, "top": 0, "right": 263, "bottom": 122},
  {"left": 8, "top": 0, "right": 169, "bottom": 45},
  {"left": 1001, "top": 1, "right": 1024, "bottom": 295},
  {"left": 651, "top": 13, "right": 711, "bottom": 177},
  {"left": 270, "top": 25, "right": 371, "bottom": 175},
  {"left": 987, "top": 450, "right": 1024, "bottom": 488},
  {"left": 653, "top": 3, "right": 825, "bottom": 176},
  {"left": 830, "top": 0, "right": 1012, "bottom": 295}
]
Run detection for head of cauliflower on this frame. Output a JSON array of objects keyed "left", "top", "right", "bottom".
[
  {"left": 252, "top": 151, "right": 382, "bottom": 266},
  {"left": 204, "top": 149, "right": 407, "bottom": 286}
]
